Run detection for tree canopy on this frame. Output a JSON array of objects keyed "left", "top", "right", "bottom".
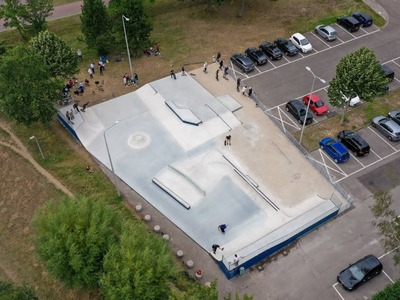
[
  {"left": 0, "top": 45, "right": 60, "bottom": 125},
  {"left": 109, "top": 0, "right": 152, "bottom": 56},
  {"left": 328, "top": 47, "right": 388, "bottom": 112},
  {"left": 30, "top": 30, "right": 79, "bottom": 78},
  {"left": 100, "top": 222, "right": 176, "bottom": 299},
  {"left": 32, "top": 196, "right": 123, "bottom": 289},
  {"left": 371, "top": 190, "right": 400, "bottom": 265},
  {"left": 81, "top": 0, "right": 113, "bottom": 54},
  {"left": 0, "top": 281, "right": 39, "bottom": 300}
]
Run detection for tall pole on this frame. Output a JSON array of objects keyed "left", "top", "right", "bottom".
[
  {"left": 122, "top": 15, "right": 133, "bottom": 79},
  {"left": 103, "top": 121, "right": 120, "bottom": 196},
  {"left": 30, "top": 136, "right": 44, "bottom": 159},
  {"left": 299, "top": 67, "right": 326, "bottom": 145}
]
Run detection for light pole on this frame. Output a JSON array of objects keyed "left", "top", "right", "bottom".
[
  {"left": 299, "top": 66, "right": 326, "bottom": 145},
  {"left": 122, "top": 15, "right": 133, "bottom": 80},
  {"left": 103, "top": 120, "right": 120, "bottom": 196},
  {"left": 30, "top": 136, "right": 44, "bottom": 159}
]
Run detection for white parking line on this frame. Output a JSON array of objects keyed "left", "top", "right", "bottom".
[
  {"left": 267, "top": 111, "right": 300, "bottom": 130},
  {"left": 393, "top": 60, "right": 400, "bottom": 67},
  {"left": 336, "top": 37, "right": 344, "bottom": 43},
  {"left": 370, "top": 148, "right": 382, "bottom": 159},
  {"left": 382, "top": 270, "right": 395, "bottom": 284},
  {"left": 350, "top": 153, "right": 365, "bottom": 167},
  {"left": 367, "top": 126, "right": 397, "bottom": 151},
  {"left": 311, "top": 32, "right": 331, "bottom": 48},
  {"left": 332, "top": 283, "right": 345, "bottom": 300},
  {"left": 378, "top": 245, "right": 400, "bottom": 260},
  {"left": 277, "top": 107, "right": 301, "bottom": 129},
  {"left": 268, "top": 60, "right": 276, "bottom": 68},
  {"left": 254, "top": 65, "right": 262, "bottom": 73}
]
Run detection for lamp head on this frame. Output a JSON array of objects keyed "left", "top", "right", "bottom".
[
  {"left": 122, "top": 15, "right": 129, "bottom": 21},
  {"left": 305, "top": 66, "right": 311, "bottom": 72},
  {"left": 30, "top": 136, "right": 35, "bottom": 140},
  {"left": 320, "top": 78, "right": 326, "bottom": 84}
]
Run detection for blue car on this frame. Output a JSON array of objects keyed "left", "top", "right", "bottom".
[{"left": 319, "top": 137, "right": 350, "bottom": 163}]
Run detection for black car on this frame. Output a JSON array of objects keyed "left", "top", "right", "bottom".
[
  {"left": 352, "top": 12, "right": 373, "bottom": 27},
  {"left": 274, "top": 38, "right": 298, "bottom": 56},
  {"left": 230, "top": 53, "right": 255, "bottom": 73},
  {"left": 337, "top": 16, "right": 361, "bottom": 32},
  {"left": 338, "top": 130, "right": 370, "bottom": 157},
  {"left": 285, "top": 100, "right": 313, "bottom": 125},
  {"left": 259, "top": 42, "right": 283, "bottom": 60},
  {"left": 381, "top": 64, "right": 395, "bottom": 81},
  {"left": 337, "top": 255, "right": 382, "bottom": 291},
  {"left": 245, "top": 47, "right": 268, "bottom": 65}
]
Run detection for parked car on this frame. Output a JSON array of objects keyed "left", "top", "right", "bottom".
[
  {"left": 314, "top": 25, "right": 337, "bottom": 41},
  {"left": 337, "top": 16, "right": 361, "bottom": 32},
  {"left": 259, "top": 42, "right": 283, "bottom": 60},
  {"left": 371, "top": 116, "right": 400, "bottom": 141},
  {"left": 319, "top": 137, "right": 350, "bottom": 163},
  {"left": 352, "top": 12, "right": 373, "bottom": 27},
  {"left": 381, "top": 64, "right": 395, "bottom": 81},
  {"left": 341, "top": 91, "right": 361, "bottom": 107},
  {"left": 338, "top": 130, "right": 370, "bottom": 156},
  {"left": 290, "top": 33, "right": 312, "bottom": 53},
  {"left": 302, "top": 94, "right": 328, "bottom": 115},
  {"left": 388, "top": 110, "right": 400, "bottom": 125},
  {"left": 230, "top": 53, "right": 255, "bottom": 73},
  {"left": 337, "top": 255, "right": 382, "bottom": 291},
  {"left": 274, "top": 38, "right": 298, "bottom": 56},
  {"left": 245, "top": 47, "right": 268, "bottom": 65},
  {"left": 285, "top": 99, "right": 313, "bottom": 125}
]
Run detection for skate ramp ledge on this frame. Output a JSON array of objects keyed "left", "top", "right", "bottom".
[
  {"left": 152, "top": 178, "right": 191, "bottom": 210},
  {"left": 165, "top": 100, "right": 202, "bottom": 125}
]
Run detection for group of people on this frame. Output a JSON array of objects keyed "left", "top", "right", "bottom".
[
  {"left": 144, "top": 43, "right": 160, "bottom": 56},
  {"left": 213, "top": 224, "right": 245, "bottom": 267},
  {"left": 123, "top": 73, "right": 139, "bottom": 86}
]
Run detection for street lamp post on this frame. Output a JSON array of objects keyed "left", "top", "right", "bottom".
[
  {"left": 299, "top": 66, "right": 326, "bottom": 145},
  {"left": 30, "top": 136, "right": 44, "bottom": 159},
  {"left": 103, "top": 120, "right": 121, "bottom": 196},
  {"left": 122, "top": 15, "right": 133, "bottom": 80}
]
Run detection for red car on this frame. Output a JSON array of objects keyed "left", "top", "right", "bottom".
[{"left": 303, "top": 94, "right": 328, "bottom": 115}]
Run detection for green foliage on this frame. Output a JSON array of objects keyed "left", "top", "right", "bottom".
[
  {"left": 169, "top": 281, "right": 219, "bottom": 300},
  {"left": 0, "top": 281, "right": 39, "bottom": 300},
  {"left": 372, "top": 279, "right": 400, "bottom": 300},
  {"left": 0, "top": 0, "right": 28, "bottom": 39},
  {"left": 371, "top": 190, "right": 400, "bottom": 265},
  {"left": 23, "top": 0, "right": 53, "bottom": 35},
  {"left": 80, "top": 0, "right": 113, "bottom": 54},
  {"left": 32, "top": 196, "right": 123, "bottom": 289},
  {"left": 100, "top": 222, "right": 176, "bottom": 299},
  {"left": 30, "top": 30, "right": 79, "bottom": 78},
  {"left": 109, "top": 0, "right": 152, "bottom": 56},
  {"left": 0, "top": 45, "right": 60, "bottom": 125}
]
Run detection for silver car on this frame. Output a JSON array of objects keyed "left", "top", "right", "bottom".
[
  {"left": 371, "top": 116, "right": 400, "bottom": 141},
  {"left": 314, "top": 25, "right": 337, "bottom": 41}
]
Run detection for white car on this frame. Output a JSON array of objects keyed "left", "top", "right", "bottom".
[
  {"left": 290, "top": 33, "right": 312, "bottom": 53},
  {"left": 341, "top": 91, "right": 361, "bottom": 107}
]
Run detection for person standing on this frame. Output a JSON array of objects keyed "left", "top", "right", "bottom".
[
  {"left": 248, "top": 87, "right": 253, "bottom": 98},
  {"left": 171, "top": 69, "right": 176, "bottom": 79},
  {"left": 242, "top": 85, "right": 248, "bottom": 96},
  {"left": 133, "top": 73, "right": 139, "bottom": 85},
  {"left": 203, "top": 62, "right": 208, "bottom": 73},
  {"left": 226, "top": 135, "right": 231, "bottom": 145},
  {"left": 181, "top": 66, "right": 186, "bottom": 76},
  {"left": 88, "top": 67, "right": 93, "bottom": 79},
  {"left": 69, "top": 109, "right": 75, "bottom": 120},
  {"left": 219, "top": 59, "right": 224, "bottom": 70},
  {"left": 236, "top": 78, "right": 241, "bottom": 91},
  {"left": 216, "top": 69, "right": 219, "bottom": 81},
  {"left": 90, "top": 63, "right": 95, "bottom": 74},
  {"left": 218, "top": 224, "right": 227, "bottom": 233},
  {"left": 223, "top": 66, "right": 229, "bottom": 79},
  {"left": 216, "top": 52, "right": 221, "bottom": 62}
]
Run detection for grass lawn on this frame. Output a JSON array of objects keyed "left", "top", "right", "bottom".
[{"left": 0, "top": 0, "right": 388, "bottom": 297}]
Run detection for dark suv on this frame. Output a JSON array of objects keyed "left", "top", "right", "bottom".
[
  {"left": 338, "top": 130, "right": 370, "bottom": 156},
  {"left": 381, "top": 64, "right": 395, "bottom": 81},
  {"left": 259, "top": 42, "right": 283, "bottom": 60},
  {"left": 337, "top": 16, "right": 361, "bottom": 32},
  {"left": 285, "top": 100, "right": 313, "bottom": 125}
]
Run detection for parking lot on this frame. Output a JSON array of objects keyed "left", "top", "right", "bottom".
[{"left": 332, "top": 250, "right": 397, "bottom": 300}]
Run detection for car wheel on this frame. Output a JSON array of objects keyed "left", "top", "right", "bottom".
[
  {"left": 371, "top": 122, "right": 376, "bottom": 128},
  {"left": 353, "top": 151, "right": 358, "bottom": 156},
  {"left": 334, "top": 158, "right": 338, "bottom": 163},
  {"left": 285, "top": 51, "right": 289, "bottom": 56},
  {"left": 298, "top": 119, "right": 302, "bottom": 125},
  {"left": 285, "top": 106, "right": 289, "bottom": 112},
  {"left": 388, "top": 136, "right": 393, "bottom": 141},
  {"left": 314, "top": 29, "right": 318, "bottom": 34},
  {"left": 324, "top": 36, "right": 329, "bottom": 41},
  {"left": 320, "top": 145, "right": 324, "bottom": 149}
]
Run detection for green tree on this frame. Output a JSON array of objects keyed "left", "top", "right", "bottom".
[
  {"left": 30, "top": 30, "right": 79, "bottom": 78},
  {"left": 109, "top": 0, "right": 152, "bottom": 56},
  {"left": 100, "top": 222, "right": 176, "bottom": 299},
  {"left": 370, "top": 190, "right": 400, "bottom": 265},
  {"left": 371, "top": 279, "right": 400, "bottom": 300},
  {"left": 0, "top": 281, "right": 39, "bottom": 300},
  {"left": 0, "top": 45, "right": 60, "bottom": 125},
  {"left": 328, "top": 47, "right": 388, "bottom": 123},
  {"left": 23, "top": 0, "right": 53, "bottom": 35},
  {"left": 0, "top": 0, "right": 28, "bottom": 39},
  {"left": 81, "top": 0, "right": 113, "bottom": 54},
  {"left": 32, "top": 196, "right": 123, "bottom": 289}
]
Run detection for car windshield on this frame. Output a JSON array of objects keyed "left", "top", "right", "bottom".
[
  {"left": 349, "top": 265, "right": 365, "bottom": 281},
  {"left": 300, "top": 38, "right": 309, "bottom": 46},
  {"left": 272, "top": 48, "right": 280, "bottom": 53},
  {"left": 299, "top": 109, "right": 306, "bottom": 116},
  {"left": 315, "top": 101, "right": 324, "bottom": 108},
  {"left": 288, "top": 45, "right": 297, "bottom": 51}
]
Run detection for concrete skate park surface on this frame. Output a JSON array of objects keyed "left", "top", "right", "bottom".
[{"left": 60, "top": 64, "right": 347, "bottom": 276}]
